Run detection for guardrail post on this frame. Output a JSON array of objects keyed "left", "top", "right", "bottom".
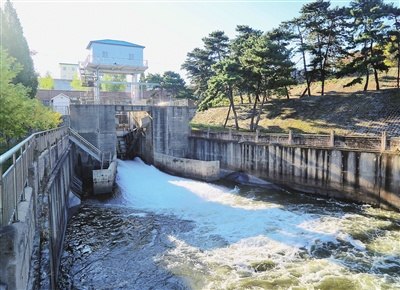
[
  {"left": 48, "top": 139, "right": 52, "bottom": 170},
  {"left": 21, "top": 146, "right": 26, "bottom": 201},
  {"left": 13, "top": 152, "right": 19, "bottom": 222},
  {"left": 288, "top": 130, "right": 293, "bottom": 145},
  {"left": 256, "top": 128, "right": 259, "bottom": 143},
  {"left": 207, "top": 127, "right": 210, "bottom": 139}
]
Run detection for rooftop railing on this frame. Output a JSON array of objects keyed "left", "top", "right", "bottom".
[{"left": 80, "top": 55, "right": 148, "bottom": 69}]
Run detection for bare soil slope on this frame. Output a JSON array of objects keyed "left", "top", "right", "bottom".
[{"left": 191, "top": 88, "right": 400, "bottom": 138}]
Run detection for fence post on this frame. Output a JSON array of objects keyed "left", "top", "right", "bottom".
[
  {"left": 288, "top": 130, "right": 293, "bottom": 145},
  {"left": 229, "top": 128, "right": 232, "bottom": 140},
  {"left": 256, "top": 128, "right": 259, "bottom": 143},
  {"left": 381, "top": 131, "right": 387, "bottom": 151},
  {"left": 330, "top": 130, "right": 335, "bottom": 147},
  {"left": 13, "top": 152, "right": 19, "bottom": 222},
  {"left": 207, "top": 127, "right": 210, "bottom": 139}
]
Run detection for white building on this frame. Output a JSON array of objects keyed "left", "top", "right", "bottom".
[
  {"left": 59, "top": 63, "right": 78, "bottom": 80},
  {"left": 78, "top": 39, "right": 148, "bottom": 103},
  {"left": 51, "top": 93, "right": 70, "bottom": 115}
]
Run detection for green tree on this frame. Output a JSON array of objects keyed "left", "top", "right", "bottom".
[
  {"left": 182, "top": 48, "right": 213, "bottom": 101},
  {"left": 281, "top": 17, "right": 314, "bottom": 97},
  {"left": 38, "top": 71, "right": 55, "bottom": 90},
  {"left": 230, "top": 25, "right": 263, "bottom": 103},
  {"left": 1, "top": 0, "right": 38, "bottom": 98},
  {"left": 202, "top": 59, "right": 242, "bottom": 130},
  {"left": 241, "top": 34, "right": 295, "bottom": 130},
  {"left": 162, "top": 71, "right": 192, "bottom": 99},
  {"left": 101, "top": 74, "right": 127, "bottom": 92},
  {"left": 144, "top": 72, "right": 192, "bottom": 100},
  {"left": 182, "top": 31, "right": 230, "bottom": 102},
  {"left": 338, "top": 0, "right": 390, "bottom": 90},
  {"left": 144, "top": 73, "right": 164, "bottom": 100},
  {"left": 0, "top": 48, "right": 61, "bottom": 147},
  {"left": 202, "top": 30, "right": 230, "bottom": 62},
  {"left": 386, "top": 5, "right": 400, "bottom": 88},
  {"left": 70, "top": 73, "right": 86, "bottom": 90},
  {"left": 300, "top": 0, "right": 346, "bottom": 95}
]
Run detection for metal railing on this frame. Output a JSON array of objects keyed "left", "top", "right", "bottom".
[
  {"left": 68, "top": 128, "right": 112, "bottom": 169},
  {"left": 0, "top": 126, "right": 69, "bottom": 226},
  {"left": 80, "top": 55, "right": 148, "bottom": 69}
]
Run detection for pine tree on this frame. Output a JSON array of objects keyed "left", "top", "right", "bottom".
[{"left": 1, "top": 0, "right": 38, "bottom": 98}]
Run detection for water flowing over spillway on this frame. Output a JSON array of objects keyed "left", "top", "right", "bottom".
[{"left": 59, "top": 158, "right": 400, "bottom": 289}]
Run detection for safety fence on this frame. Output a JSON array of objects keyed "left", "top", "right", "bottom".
[{"left": 0, "top": 126, "right": 69, "bottom": 226}]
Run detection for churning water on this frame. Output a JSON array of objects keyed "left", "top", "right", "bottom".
[{"left": 59, "top": 158, "right": 400, "bottom": 289}]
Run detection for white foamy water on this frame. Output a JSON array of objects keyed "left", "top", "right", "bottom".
[{"left": 116, "top": 158, "right": 400, "bottom": 289}]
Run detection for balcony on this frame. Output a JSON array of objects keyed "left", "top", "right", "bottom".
[{"left": 80, "top": 55, "right": 148, "bottom": 74}]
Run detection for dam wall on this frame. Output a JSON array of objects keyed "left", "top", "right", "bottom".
[{"left": 188, "top": 133, "right": 400, "bottom": 211}]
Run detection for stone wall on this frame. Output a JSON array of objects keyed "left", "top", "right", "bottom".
[{"left": 188, "top": 137, "right": 400, "bottom": 211}]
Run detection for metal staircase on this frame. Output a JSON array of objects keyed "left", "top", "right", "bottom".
[{"left": 68, "top": 128, "right": 112, "bottom": 169}]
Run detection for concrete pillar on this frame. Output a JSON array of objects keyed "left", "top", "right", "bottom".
[
  {"left": 288, "top": 130, "right": 293, "bottom": 145},
  {"left": 330, "top": 130, "right": 335, "bottom": 147},
  {"left": 381, "top": 131, "right": 387, "bottom": 151}
]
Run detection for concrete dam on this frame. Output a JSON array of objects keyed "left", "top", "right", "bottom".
[{"left": 1, "top": 102, "right": 400, "bottom": 289}]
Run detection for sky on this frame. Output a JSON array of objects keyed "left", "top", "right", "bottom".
[{"left": 5, "top": 0, "right": 400, "bottom": 80}]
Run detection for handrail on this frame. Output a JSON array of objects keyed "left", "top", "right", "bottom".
[
  {"left": 68, "top": 128, "right": 113, "bottom": 169},
  {"left": 68, "top": 128, "right": 102, "bottom": 158},
  {"left": 0, "top": 126, "right": 69, "bottom": 226}
]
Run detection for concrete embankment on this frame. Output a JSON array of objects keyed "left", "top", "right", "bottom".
[{"left": 188, "top": 134, "right": 400, "bottom": 211}]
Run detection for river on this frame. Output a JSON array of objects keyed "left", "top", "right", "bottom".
[{"left": 58, "top": 158, "right": 400, "bottom": 289}]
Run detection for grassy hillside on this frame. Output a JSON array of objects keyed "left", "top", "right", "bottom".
[{"left": 190, "top": 68, "right": 400, "bottom": 137}]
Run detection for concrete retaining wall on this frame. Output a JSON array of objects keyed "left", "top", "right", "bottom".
[
  {"left": 0, "top": 187, "right": 35, "bottom": 290},
  {"left": 152, "top": 106, "right": 190, "bottom": 158},
  {"left": 188, "top": 137, "right": 400, "bottom": 211},
  {"left": 93, "top": 159, "right": 118, "bottom": 194},
  {"left": 0, "top": 133, "right": 76, "bottom": 290},
  {"left": 154, "top": 153, "right": 219, "bottom": 181},
  {"left": 70, "top": 105, "right": 116, "bottom": 154}
]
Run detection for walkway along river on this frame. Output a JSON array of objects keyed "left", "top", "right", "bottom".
[{"left": 58, "top": 158, "right": 400, "bottom": 289}]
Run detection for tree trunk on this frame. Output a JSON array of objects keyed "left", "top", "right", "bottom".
[
  {"left": 254, "top": 91, "right": 267, "bottom": 130},
  {"left": 397, "top": 59, "right": 400, "bottom": 89},
  {"left": 249, "top": 93, "right": 259, "bottom": 131},
  {"left": 297, "top": 24, "right": 311, "bottom": 97},
  {"left": 373, "top": 66, "right": 380, "bottom": 90},
  {"left": 239, "top": 92, "right": 244, "bottom": 104},
  {"left": 223, "top": 104, "right": 231, "bottom": 128},
  {"left": 285, "top": 86, "right": 290, "bottom": 99},
  {"left": 364, "top": 67, "right": 369, "bottom": 91},
  {"left": 228, "top": 86, "right": 239, "bottom": 131}
]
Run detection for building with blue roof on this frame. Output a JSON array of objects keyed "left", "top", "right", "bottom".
[{"left": 78, "top": 39, "right": 149, "bottom": 103}]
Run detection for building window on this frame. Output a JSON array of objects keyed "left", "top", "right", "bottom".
[
  {"left": 129, "top": 53, "right": 134, "bottom": 60},
  {"left": 71, "top": 67, "right": 75, "bottom": 71},
  {"left": 102, "top": 51, "right": 108, "bottom": 58},
  {"left": 63, "top": 67, "right": 66, "bottom": 70}
]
